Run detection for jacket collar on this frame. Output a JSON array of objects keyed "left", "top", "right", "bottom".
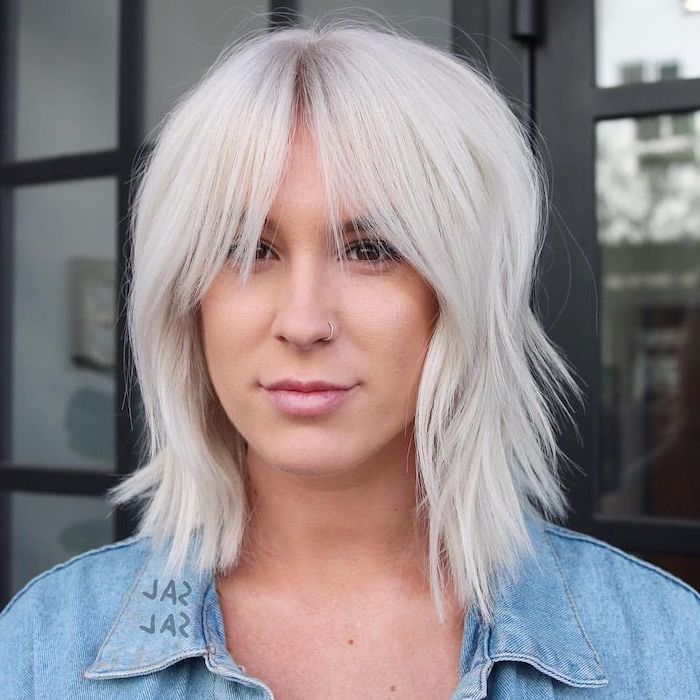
[
  {"left": 84, "top": 513, "right": 609, "bottom": 696},
  {"left": 83, "top": 533, "right": 215, "bottom": 681},
  {"left": 452, "top": 511, "right": 609, "bottom": 698}
]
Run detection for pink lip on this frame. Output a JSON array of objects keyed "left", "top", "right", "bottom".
[
  {"left": 264, "top": 385, "right": 357, "bottom": 417},
  {"left": 264, "top": 379, "right": 355, "bottom": 392}
]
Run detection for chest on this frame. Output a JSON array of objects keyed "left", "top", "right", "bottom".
[{"left": 216, "top": 587, "right": 465, "bottom": 700}]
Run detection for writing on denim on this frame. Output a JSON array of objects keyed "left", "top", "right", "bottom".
[{"left": 139, "top": 578, "right": 192, "bottom": 638}]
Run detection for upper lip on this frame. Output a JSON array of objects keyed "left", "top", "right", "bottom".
[{"left": 263, "top": 379, "right": 356, "bottom": 392}]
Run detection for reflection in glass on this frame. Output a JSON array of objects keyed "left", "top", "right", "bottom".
[
  {"left": 8, "top": 491, "right": 113, "bottom": 597},
  {"left": 596, "top": 111, "right": 700, "bottom": 520},
  {"left": 12, "top": 0, "right": 118, "bottom": 161},
  {"left": 143, "top": 0, "right": 268, "bottom": 140},
  {"left": 595, "top": 0, "right": 700, "bottom": 88},
  {"left": 11, "top": 179, "right": 117, "bottom": 469}
]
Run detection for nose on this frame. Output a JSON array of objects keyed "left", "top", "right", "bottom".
[{"left": 270, "top": 255, "right": 337, "bottom": 349}]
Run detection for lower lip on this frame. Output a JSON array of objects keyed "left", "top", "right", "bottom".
[{"left": 264, "top": 386, "right": 357, "bottom": 416}]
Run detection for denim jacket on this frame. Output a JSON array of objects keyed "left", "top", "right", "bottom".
[{"left": 1, "top": 511, "right": 698, "bottom": 699}]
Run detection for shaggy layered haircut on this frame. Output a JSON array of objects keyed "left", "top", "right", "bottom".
[{"left": 106, "top": 13, "right": 584, "bottom": 627}]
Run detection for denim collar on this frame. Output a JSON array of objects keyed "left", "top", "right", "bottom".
[
  {"left": 84, "top": 512, "right": 609, "bottom": 697},
  {"left": 452, "top": 511, "right": 609, "bottom": 697}
]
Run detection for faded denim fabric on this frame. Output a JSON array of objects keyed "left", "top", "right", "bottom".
[{"left": 1, "top": 511, "right": 698, "bottom": 699}]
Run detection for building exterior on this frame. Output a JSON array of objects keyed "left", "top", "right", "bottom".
[{"left": 0, "top": 0, "right": 698, "bottom": 606}]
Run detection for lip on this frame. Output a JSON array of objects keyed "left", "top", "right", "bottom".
[
  {"left": 264, "top": 379, "right": 356, "bottom": 392},
  {"left": 263, "top": 385, "right": 358, "bottom": 417}
]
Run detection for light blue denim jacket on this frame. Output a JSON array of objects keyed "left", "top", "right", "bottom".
[{"left": 1, "top": 512, "right": 698, "bottom": 699}]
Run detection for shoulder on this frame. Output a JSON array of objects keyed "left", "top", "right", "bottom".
[
  {"left": 0, "top": 535, "right": 154, "bottom": 695},
  {"left": 1, "top": 534, "right": 152, "bottom": 624},
  {"left": 540, "top": 520, "right": 699, "bottom": 694},
  {"left": 542, "top": 520, "right": 699, "bottom": 606}
]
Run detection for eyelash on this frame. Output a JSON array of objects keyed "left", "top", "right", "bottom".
[{"left": 247, "top": 239, "right": 402, "bottom": 266}]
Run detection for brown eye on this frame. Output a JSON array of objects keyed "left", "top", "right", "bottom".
[
  {"left": 243, "top": 238, "right": 402, "bottom": 266},
  {"left": 346, "top": 239, "right": 401, "bottom": 264},
  {"left": 255, "top": 240, "right": 277, "bottom": 261}
]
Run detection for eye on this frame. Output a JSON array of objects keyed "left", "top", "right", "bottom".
[
  {"left": 345, "top": 239, "right": 402, "bottom": 264},
  {"left": 246, "top": 238, "right": 402, "bottom": 265},
  {"left": 254, "top": 240, "right": 275, "bottom": 261}
]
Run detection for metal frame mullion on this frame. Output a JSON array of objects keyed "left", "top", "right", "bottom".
[
  {"left": 533, "top": 0, "right": 601, "bottom": 533},
  {"left": 593, "top": 78, "right": 700, "bottom": 120},
  {"left": 114, "top": 0, "right": 145, "bottom": 541},
  {"left": 0, "top": 151, "right": 120, "bottom": 186},
  {"left": 0, "top": 466, "right": 119, "bottom": 496},
  {"left": 268, "top": 0, "right": 299, "bottom": 29},
  {"left": 0, "top": 0, "right": 18, "bottom": 607}
]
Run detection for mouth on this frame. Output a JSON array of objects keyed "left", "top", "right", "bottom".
[
  {"left": 263, "top": 385, "right": 358, "bottom": 417},
  {"left": 263, "top": 379, "right": 356, "bottom": 392}
]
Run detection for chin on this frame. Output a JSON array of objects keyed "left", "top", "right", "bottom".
[
  {"left": 247, "top": 438, "right": 368, "bottom": 475},
  {"left": 276, "top": 463, "right": 342, "bottom": 478},
  {"left": 267, "top": 450, "right": 357, "bottom": 477}
]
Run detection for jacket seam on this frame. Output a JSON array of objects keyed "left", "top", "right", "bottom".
[
  {"left": 84, "top": 648, "right": 210, "bottom": 680},
  {"left": 478, "top": 624, "right": 492, "bottom": 698},
  {"left": 543, "top": 523, "right": 700, "bottom": 601},
  {"left": 0, "top": 534, "right": 149, "bottom": 621},
  {"left": 542, "top": 528, "right": 609, "bottom": 680},
  {"left": 30, "top": 574, "right": 37, "bottom": 698},
  {"left": 488, "top": 651, "right": 609, "bottom": 688}
]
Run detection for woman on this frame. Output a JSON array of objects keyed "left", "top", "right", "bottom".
[{"left": 1, "top": 14, "right": 698, "bottom": 699}]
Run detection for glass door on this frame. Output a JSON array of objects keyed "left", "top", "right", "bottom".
[{"left": 535, "top": 0, "right": 700, "bottom": 588}]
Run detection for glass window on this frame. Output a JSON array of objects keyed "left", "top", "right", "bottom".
[
  {"left": 7, "top": 491, "right": 113, "bottom": 597},
  {"left": 620, "top": 62, "right": 644, "bottom": 85},
  {"left": 142, "top": 0, "right": 268, "bottom": 140},
  {"left": 143, "top": 2, "right": 454, "bottom": 142},
  {"left": 11, "top": 0, "right": 118, "bottom": 161},
  {"left": 595, "top": 110, "right": 700, "bottom": 521},
  {"left": 298, "top": 1, "right": 453, "bottom": 51},
  {"left": 658, "top": 61, "right": 679, "bottom": 81},
  {"left": 636, "top": 115, "right": 661, "bottom": 141},
  {"left": 10, "top": 178, "right": 117, "bottom": 470},
  {"left": 671, "top": 112, "right": 694, "bottom": 136},
  {"left": 595, "top": 0, "right": 700, "bottom": 88}
]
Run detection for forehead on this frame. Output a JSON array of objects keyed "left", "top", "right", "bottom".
[
  {"left": 262, "top": 124, "right": 381, "bottom": 241},
  {"left": 262, "top": 215, "right": 375, "bottom": 234}
]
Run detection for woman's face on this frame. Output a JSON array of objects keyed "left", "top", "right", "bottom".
[{"left": 199, "top": 126, "right": 439, "bottom": 479}]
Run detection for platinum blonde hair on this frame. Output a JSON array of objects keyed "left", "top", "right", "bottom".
[{"left": 106, "top": 12, "right": 584, "bottom": 627}]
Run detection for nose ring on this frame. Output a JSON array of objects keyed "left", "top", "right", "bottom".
[{"left": 322, "top": 322, "right": 334, "bottom": 342}]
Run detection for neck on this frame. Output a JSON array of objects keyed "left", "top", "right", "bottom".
[{"left": 223, "top": 440, "right": 433, "bottom": 604}]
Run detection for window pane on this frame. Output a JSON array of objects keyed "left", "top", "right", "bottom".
[
  {"left": 298, "top": 1, "right": 453, "bottom": 51},
  {"left": 11, "top": 178, "right": 117, "bottom": 469},
  {"left": 6, "top": 491, "right": 113, "bottom": 598},
  {"left": 143, "top": 0, "right": 268, "bottom": 141},
  {"left": 595, "top": 111, "right": 700, "bottom": 521},
  {"left": 11, "top": 0, "right": 118, "bottom": 161},
  {"left": 594, "top": 0, "right": 700, "bottom": 88}
]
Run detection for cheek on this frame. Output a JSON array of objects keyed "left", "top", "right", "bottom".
[
  {"left": 200, "top": 270, "right": 273, "bottom": 352},
  {"left": 200, "top": 302, "right": 231, "bottom": 367},
  {"left": 360, "top": 288, "right": 437, "bottom": 399},
  {"left": 199, "top": 289, "right": 253, "bottom": 392}
]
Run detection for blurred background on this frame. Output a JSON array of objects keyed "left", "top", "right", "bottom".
[{"left": 0, "top": 0, "right": 699, "bottom": 606}]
